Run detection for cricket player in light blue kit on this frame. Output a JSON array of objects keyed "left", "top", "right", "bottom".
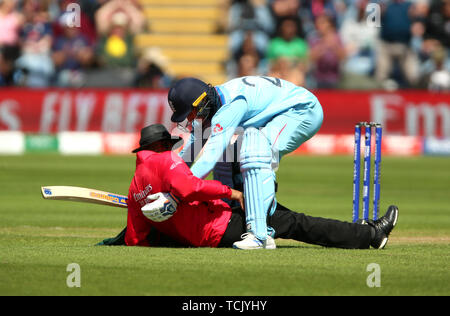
[{"left": 167, "top": 76, "right": 323, "bottom": 249}]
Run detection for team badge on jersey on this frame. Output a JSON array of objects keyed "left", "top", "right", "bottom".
[{"left": 213, "top": 124, "right": 223, "bottom": 133}]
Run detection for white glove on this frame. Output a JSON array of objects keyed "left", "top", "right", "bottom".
[{"left": 141, "top": 192, "right": 178, "bottom": 222}]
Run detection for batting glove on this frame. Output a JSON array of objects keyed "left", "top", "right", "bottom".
[{"left": 141, "top": 192, "right": 179, "bottom": 222}]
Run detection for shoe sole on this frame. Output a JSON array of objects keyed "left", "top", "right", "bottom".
[
  {"left": 392, "top": 207, "right": 399, "bottom": 227},
  {"left": 232, "top": 243, "right": 277, "bottom": 250},
  {"left": 232, "top": 245, "right": 264, "bottom": 250},
  {"left": 378, "top": 237, "right": 388, "bottom": 249}
]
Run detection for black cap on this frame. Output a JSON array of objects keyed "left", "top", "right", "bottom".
[
  {"left": 168, "top": 77, "right": 210, "bottom": 122},
  {"left": 131, "top": 124, "right": 182, "bottom": 153}
]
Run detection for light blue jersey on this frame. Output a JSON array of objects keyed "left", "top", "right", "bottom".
[
  {"left": 216, "top": 76, "right": 318, "bottom": 128},
  {"left": 186, "top": 76, "right": 323, "bottom": 180}
]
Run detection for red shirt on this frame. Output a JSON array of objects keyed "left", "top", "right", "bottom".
[{"left": 125, "top": 150, "right": 233, "bottom": 247}]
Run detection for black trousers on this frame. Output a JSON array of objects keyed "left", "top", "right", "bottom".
[
  {"left": 217, "top": 203, "right": 373, "bottom": 249},
  {"left": 99, "top": 203, "right": 373, "bottom": 249}
]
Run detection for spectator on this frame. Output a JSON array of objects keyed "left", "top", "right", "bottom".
[
  {"left": 410, "top": 0, "right": 430, "bottom": 24},
  {"left": 424, "top": 0, "right": 450, "bottom": 49},
  {"left": 228, "top": 0, "right": 274, "bottom": 56},
  {"left": 308, "top": 13, "right": 346, "bottom": 89},
  {"left": 267, "top": 56, "right": 305, "bottom": 86},
  {"left": 95, "top": 0, "right": 145, "bottom": 68},
  {"left": 410, "top": 15, "right": 427, "bottom": 60},
  {"left": 270, "top": 0, "right": 301, "bottom": 27},
  {"left": 0, "top": 0, "right": 24, "bottom": 48},
  {"left": 301, "top": 0, "right": 340, "bottom": 34},
  {"left": 0, "top": 46, "right": 16, "bottom": 86},
  {"left": 233, "top": 30, "right": 265, "bottom": 62},
  {"left": 134, "top": 47, "right": 173, "bottom": 89},
  {"left": 52, "top": 0, "right": 97, "bottom": 45},
  {"left": 96, "top": 11, "right": 135, "bottom": 68},
  {"left": 15, "top": 0, "right": 55, "bottom": 87},
  {"left": 307, "top": 0, "right": 339, "bottom": 20},
  {"left": 229, "top": 31, "right": 266, "bottom": 77},
  {"left": 266, "top": 17, "right": 308, "bottom": 86},
  {"left": 95, "top": 0, "right": 145, "bottom": 36},
  {"left": 237, "top": 53, "right": 260, "bottom": 76},
  {"left": 52, "top": 12, "right": 95, "bottom": 87},
  {"left": 0, "top": 0, "right": 23, "bottom": 85},
  {"left": 78, "top": 0, "right": 108, "bottom": 29},
  {"left": 375, "top": 0, "right": 420, "bottom": 89},
  {"left": 427, "top": 44, "right": 450, "bottom": 91},
  {"left": 266, "top": 17, "right": 308, "bottom": 63},
  {"left": 339, "top": 0, "right": 379, "bottom": 78}
]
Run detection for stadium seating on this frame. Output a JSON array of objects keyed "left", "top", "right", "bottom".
[{"left": 135, "top": 0, "right": 229, "bottom": 85}]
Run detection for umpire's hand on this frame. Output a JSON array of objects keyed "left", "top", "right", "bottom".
[{"left": 230, "top": 189, "right": 245, "bottom": 210}]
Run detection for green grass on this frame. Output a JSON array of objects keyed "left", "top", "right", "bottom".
[{"left": 0, "top": 154, "right": 449, "bottom": 296}]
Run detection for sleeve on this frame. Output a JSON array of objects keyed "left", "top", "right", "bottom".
[
  {"left": 163, "top": 155, "right": 232, "bottom": 203},
  {"left": 178, "top": 131, "right": 195, "bottom": 168},
  {"left": 190, "top": 97, "right": 248, "bottom": 180},
  {"left": 178, "top": 120, "right": 202, "bottom": 167}
]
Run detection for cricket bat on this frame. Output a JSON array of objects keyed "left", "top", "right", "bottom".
[{"left": 41, "top": 186, "right": 128, "bottom": 209}]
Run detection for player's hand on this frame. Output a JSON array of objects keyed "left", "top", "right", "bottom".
[
  {"left": 230, "top": 189, "right": 244, "bottom": 210},
  {"left": 141, "top": 192, "right": 178, "bottom": 222}
]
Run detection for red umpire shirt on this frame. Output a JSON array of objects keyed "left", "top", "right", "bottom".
[{"left": 125, "top": 150, "right": 233, "bottom": 247}]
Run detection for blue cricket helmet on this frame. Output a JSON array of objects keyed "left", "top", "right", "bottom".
[{"left": 168, "top": 77, "right": 212, "bottom": 122}]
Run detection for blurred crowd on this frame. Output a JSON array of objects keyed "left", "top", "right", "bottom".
[
  {"left": 0, "top": 0, "right": 449, "bottom": 91},
  {"left": 0, "top": 0, "right": 171, "bottom": 88},
  {"left": 228, "top": 0, "right": 450, "bottom": 91}
]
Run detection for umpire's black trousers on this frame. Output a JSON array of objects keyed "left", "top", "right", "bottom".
[{"left": 218, "top": 203, "right": 373, "bottom": 249}]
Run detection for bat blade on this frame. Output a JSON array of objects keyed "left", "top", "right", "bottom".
[{"left": 41, "top": 186, "right": 128, "bottom": 209}]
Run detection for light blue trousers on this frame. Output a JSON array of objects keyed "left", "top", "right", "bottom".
[
  {"left": 241, "top": 100, "right": 323, "bottom": 240},
  {"left": 262, "top": 100, "right": 324, "bottom": 166}
]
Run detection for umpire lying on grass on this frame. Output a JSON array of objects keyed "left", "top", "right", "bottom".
[{"left": 98, "top": 124, "right": 398, "bottom": 249}]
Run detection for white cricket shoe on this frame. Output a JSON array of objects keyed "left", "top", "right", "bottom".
[
  {"left": 265, "top": 235, "right": 276, "bottom": 249},
  {"left": 232, "top": 233, "right": 276, "bottom": 250}
]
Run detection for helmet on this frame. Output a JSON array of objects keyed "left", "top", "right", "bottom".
[{"left": 168, "top": 77, "right": 212, "bottom": 123}]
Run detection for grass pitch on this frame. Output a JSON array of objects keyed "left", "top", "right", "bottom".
[{"left": 0, "top": 154, "right": 449, "bottom": 296}]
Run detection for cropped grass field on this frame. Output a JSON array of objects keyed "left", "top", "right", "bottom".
[{"left": 0, "top": 154, "right": 449, "bottom": 296}]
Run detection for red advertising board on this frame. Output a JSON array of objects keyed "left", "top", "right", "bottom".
[
  {"left": 315, "top": 90, "right": 450, "bottom": 138},
  {"left": 0, "top": 89, "right": 448, "bottom": 138},
  {"left": 0, "top": 89, "right": 172, "bottom": 133}
]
